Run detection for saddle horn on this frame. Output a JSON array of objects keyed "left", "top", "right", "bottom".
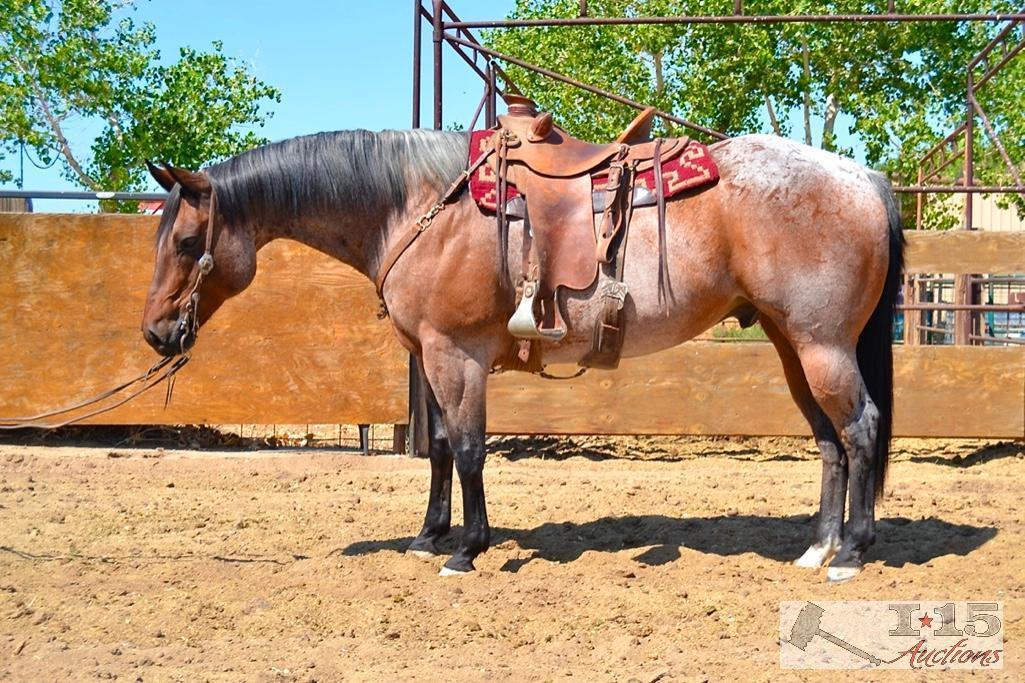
[{"left": 528, "top": 113, "right": 554, "bottom": 142}]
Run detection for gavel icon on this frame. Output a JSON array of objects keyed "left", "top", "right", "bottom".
[{"left": 786, "top": 602, "right": 883, "bottom": 666}]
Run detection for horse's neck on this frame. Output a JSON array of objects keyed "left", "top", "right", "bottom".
[{"left": 254, "top": 210, "right": 389, "bottom": 280}]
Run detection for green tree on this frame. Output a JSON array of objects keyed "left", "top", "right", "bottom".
[
  {"left": 0, "top": 0, "right": 280, "bottom": 209},
  {"left": 485, "top": 1, "right": 1025, "bottom": 220}
]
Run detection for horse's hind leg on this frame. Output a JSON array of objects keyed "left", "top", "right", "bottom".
[
  {"left": 794, "top": 342, "right": 880, "bottom": 583},
  {"left": 407, "top": 361, "right": 454, "bottom": 558},
  {"left": 761, "top": 318, "right": 846, "bottom": 569}
]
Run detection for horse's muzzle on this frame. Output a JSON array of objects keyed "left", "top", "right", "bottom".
[{"left": 143, "top": 318, "right": 196, "bottom": 357}]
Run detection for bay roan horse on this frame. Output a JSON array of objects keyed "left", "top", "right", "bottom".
[{"left": 142, "top": 128, "right": 903, "bottom": 583}]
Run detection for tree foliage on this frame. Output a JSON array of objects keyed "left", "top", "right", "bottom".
[
  {"left": 485, "top": 1, "right": 1025, "bottom": 219},
  {"left": 0, "top": 0, "right": 280, "bottom": 207}
]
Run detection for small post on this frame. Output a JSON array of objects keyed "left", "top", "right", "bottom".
[
  {"left": 412, "top": 0, "right": 422, "bottom": 128},
  {"left": 902, "top": 277, "right": 916, "bottom": 346},
  {"left": 964, "top": 70, "right": 974, "bottom": 230},
  {"left": 887, "top": 0, "right": 895, "bottom": 13},
  {"left": 954, "top": 275, "right": 974, "bottom": 345},
  {"left": 432, "top": 0, "right": 444, "bottom": 129},
  {"left": 485, "top": 62, "right": 497, "bottom": 128},
  {"left": 391, "top": 424, "right": 408, "bottom": 454},
  {"left": 733, "top": 0, "right": 743, "bottom": 15},
  {"left": 914, "top": 166, "right": 924, "bottom": 230},
  {"left": 956, "top": 68, "right": 976, "bottom": 345},
  {"left": 358, "top": 424, "right": 371, "bottom": 455},
  {"left": 579, "top": 0, "right": 588, "bottom": 17}
]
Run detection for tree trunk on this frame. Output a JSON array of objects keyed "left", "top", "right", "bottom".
[
  {"left": 763, "top": 92, "right": 782, "bottom": 135},
  {"left": 651, "top": 50, "right": 665, "bottom": 97},
  {"left": 801, "top": 38, "right": 813, "bottom": 146},
  {"left": 822, "top": 93, "right": 838, "bottom": 151}
]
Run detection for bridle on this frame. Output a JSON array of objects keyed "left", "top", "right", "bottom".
[
  {"left": 175, "top": 186, "right": 218, "bottom": 353},
  {"left": 0, "top": 183, "right": 219, "bottom": 429}
]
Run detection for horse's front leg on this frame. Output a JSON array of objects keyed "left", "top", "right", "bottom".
[
  {"left": 407, "top": 360, "right": 454, "bottom": 558},
  {"left": 420, "top": 341, "right": 491, "bottom": 575}
]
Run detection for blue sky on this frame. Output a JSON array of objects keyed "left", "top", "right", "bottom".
[
  {"left": 5, "top": 0, "right": 862, "bottom": 212},
  {"left": 5, "top": 0, "right": 518, "bottom": 211}
]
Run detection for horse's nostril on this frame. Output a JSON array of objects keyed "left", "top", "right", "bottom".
[{"left": 144, "top": 324, "right": 163, "bottom": 348}]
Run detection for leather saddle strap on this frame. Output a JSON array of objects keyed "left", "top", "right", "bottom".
[
  {"left": 497, "top": 132, "right": 511, "bottom": 284},
  {"left": 653, "top": 137, "right": 672, "bottom": 313},
  {"left": 515, "top": 208, "right": 536, "bottom": 365},
  {"left": 579, "top": 162, "right": 635, "bottom": 370},
  {"left": 375, "top": 144, "right": 494, "bottom": 299},
  {"left": 596, "top": 146, "right": 629, "bottom": 264},
  {"left": 614, "top": 163, "right": 636, "bottom": 282}
]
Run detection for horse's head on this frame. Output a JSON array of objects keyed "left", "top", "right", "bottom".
[{"left": 142, "top": 162, "right": 256, "bottom": 356}]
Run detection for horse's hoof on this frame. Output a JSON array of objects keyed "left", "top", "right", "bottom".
[
  {"left": 439, "top": 565, "right": 472, "bottom": 577},
  {"left": 406, "top": 549, "right": 439, "bottom": 560},
  {"left": 794, "top": 543, "right": 838, "bottom": 569},
  {"left": 407, "top": 536, "right": 443, "bottom": 557},
  {"left": 826, "top": 565, "right": 862, "bottom": 583}
]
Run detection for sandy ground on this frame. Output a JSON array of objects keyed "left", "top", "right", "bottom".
[{"left": 1, "top": 435, "right": 1022, "bottom": 682}]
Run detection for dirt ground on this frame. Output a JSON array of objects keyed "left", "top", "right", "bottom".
[{"left": 1, "top": 434, "right": 1022, "bottom": 682}]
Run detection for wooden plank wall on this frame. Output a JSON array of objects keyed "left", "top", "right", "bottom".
[
  {"left": 0, "top": 214, "right": 407, "bottom": 425},
  {"left": 486, "top": 344, "right": 1024, "bottom": 438},
  {"left": 904, "top": 230, "right": 1025, "bottom": 273},
  {"left": 1, "top": 216, "right": 1022, "bottom": 438}
]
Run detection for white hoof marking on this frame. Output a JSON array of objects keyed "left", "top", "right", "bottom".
[
  {"left": 439, "top": 566, "right": 471, "bottom": 577},
  {"left": 794, "top": 543, "right": 838, "bottom": 569},
  {"left": 826, "top": 565, "right": 862, "bottom": 583},
  {"left": 406, "top": 549, "right": 438, "bottom": 560}
]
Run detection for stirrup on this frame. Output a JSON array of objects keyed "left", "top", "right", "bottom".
[{"left": 507, "top": 280, "right": 567, "bottom": 341}]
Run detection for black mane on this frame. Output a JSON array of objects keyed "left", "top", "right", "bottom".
[{"left": 161, "top": 129, "right": 468, "bottom": 235}]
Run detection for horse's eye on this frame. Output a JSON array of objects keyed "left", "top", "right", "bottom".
[{"left": 177, "top": 235, "right": 200, "bottom": 253}]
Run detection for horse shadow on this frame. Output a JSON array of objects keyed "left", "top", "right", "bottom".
[
  {"left": 488, "top": 435, "right": 807, "bottom": 464},
  {"left": 906, "top": 441, "right": 1024, "bottom": 468},
  {"left": 340, "top": 514, "right": 997, "bottom": 572}
]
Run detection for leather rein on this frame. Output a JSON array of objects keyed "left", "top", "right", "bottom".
[{"left": 0, "top": 188, "right": 219, "bottom": 430}]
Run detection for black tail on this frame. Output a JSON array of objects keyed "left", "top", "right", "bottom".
[{"left": 858, "top": 173, "right": 905, "bottom": 498}]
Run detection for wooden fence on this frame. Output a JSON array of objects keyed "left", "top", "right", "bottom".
[{"left": 1, "top": 214, "right": 1023, "bottom": 439}]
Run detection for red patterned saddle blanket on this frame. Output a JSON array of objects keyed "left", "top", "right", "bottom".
[{"left": 467, "top": 129, "right": 719, "bottom": 212}]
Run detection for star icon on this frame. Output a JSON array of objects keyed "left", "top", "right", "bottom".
[{"left": 919, "top": 614, "right": 934, "bottom": 628}]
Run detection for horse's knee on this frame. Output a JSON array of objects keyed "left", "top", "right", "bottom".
[{"left": 797, "top": 346, "right": 863, "bottom": 421}]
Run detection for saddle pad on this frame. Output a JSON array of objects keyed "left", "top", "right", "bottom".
[{"left": 467, "top": 129, "right": 719, "bottom": 212}]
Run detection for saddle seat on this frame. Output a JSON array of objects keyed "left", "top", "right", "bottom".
[{"left": 496, "top": 99, "right": 686, "bottom": 179}]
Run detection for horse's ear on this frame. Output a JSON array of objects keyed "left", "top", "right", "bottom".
[
  {"left": 165, "top": 164, "right": 211, "bottom": 199},
  {"left": 147, "top": 161, "right": 177, "bottom": 193}
]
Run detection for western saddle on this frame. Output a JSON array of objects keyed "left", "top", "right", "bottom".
[
  {"left": 373, "top": 96, "right": 697, "bottom": 372},
  {"left": 491, "top": 96, "right": 690, "bottom": 369}
]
